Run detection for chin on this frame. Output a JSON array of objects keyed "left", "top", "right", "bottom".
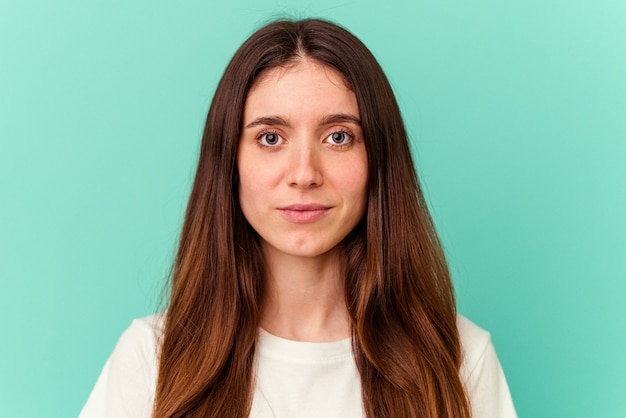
[{"left": 265, "top": 239, "right": 341, "bottom": 259}]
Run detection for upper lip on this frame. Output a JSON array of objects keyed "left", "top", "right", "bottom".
[{"left": 278, "top": 203, "right": 331, "bottom": 211}]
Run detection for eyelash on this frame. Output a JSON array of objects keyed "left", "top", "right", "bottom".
[
  {"left": 324, "top": 130, "right": 354, "bottom": 148},
  {"left": 255, "top": 129, "right": 355, "bottom": 149},
  {"left": 256, "top": 130, "right": 284, "bottom": 148}
]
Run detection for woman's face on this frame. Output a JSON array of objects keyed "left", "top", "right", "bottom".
[{"left": 237, "top": 59, "right": 368, "bottom": 260}]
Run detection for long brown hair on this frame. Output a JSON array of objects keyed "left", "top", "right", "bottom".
[{"left": 154, "top": 19, "right": 470, "bottom": 418}]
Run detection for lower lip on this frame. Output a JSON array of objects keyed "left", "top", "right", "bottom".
[{"left": 278, "top": 209, "right": 329, "bottom": 223}]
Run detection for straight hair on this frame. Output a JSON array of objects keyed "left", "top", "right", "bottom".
[{"left": 154, "top": 18, "right": 471, "bottom": 418}]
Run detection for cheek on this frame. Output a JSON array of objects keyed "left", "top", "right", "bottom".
[
  {"left": 237, "top": 154, "right": 256, "bottom": 216},
  {"left": 238, "top": 168, "right": 259, "bottom": 211},
  {"left": 238, "top": 179, "right": 263, "bottom": 233},
  {"left": 237, "top": 156, "right": 280, "bottom": 221},
  {"left": 338, "top": 157, "right": 368, "bottom": 201},
  {"left": 239, "top": 164, "right": 276, "bottom": 196}
]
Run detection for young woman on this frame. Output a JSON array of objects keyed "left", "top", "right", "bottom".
[{"left": 81, "top": 18, "right": 516, "bottom": 418}]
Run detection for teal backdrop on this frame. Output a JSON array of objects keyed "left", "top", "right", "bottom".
[{"left": 1, "top": 0, "right": 624, "bottom": 417}]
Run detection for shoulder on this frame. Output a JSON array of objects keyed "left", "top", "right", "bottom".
[
  {"left": 113, "top": 313, "right": 165, "bottom": 359},
  {"left": 127, "top": 313, "right": 166, "bottom": 341},
  {"left": 79, "top": 313, "right": 165, "bottom": 417},
  {"left": 104, "top": 313, "right": 165, "bottom": 378},
  {"left": 456, "top": 315, "right": 518, "bottom": 417},
  {"left": 456, "top": 314, "right": 492, "bottom": 375}
]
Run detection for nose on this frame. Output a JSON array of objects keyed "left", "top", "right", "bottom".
[{"left": 286, "top": 143, "right": 323, "bottom": 189}]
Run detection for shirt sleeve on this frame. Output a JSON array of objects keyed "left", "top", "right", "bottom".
[
  {"left": 79, "top": 315, "right": 161, "bottom": 418},
  {"left": 457, "top": 315, "right": 518, "bottom": 418}
]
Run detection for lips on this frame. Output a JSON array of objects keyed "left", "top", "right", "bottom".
[{"left": 277, "top": 203, "right": 331, "bottom": 223}]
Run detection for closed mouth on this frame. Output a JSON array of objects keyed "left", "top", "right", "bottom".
[{"left": 277, "top": 204, "right": 331, "bottom": 222}]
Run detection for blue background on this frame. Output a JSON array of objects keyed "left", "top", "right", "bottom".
[{"left": 1, "top": 1, "right": 625, "bottom": 417}]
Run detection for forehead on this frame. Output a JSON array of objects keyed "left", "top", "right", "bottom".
[
  {"left": 251, "top": 59, "right": 351, "bottom": 91},
  {"left": 244, "top": 59, "right": 358, "bottom": 120}
]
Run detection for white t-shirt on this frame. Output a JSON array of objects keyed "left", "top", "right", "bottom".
[{"left": 79, "top": 314, "right": 517, "bottom": 417}]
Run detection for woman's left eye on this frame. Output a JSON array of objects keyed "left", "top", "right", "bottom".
[{"left": 324, "top": 131, "right": 353, "bottom": 146}]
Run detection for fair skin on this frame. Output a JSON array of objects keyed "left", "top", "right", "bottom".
[{"left": 237, "top": 58, "right": 368, "bottom": 342}]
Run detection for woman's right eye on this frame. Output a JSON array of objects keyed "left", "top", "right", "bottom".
[{"left": 257, "top": 131, "right": 284, "bottom": 147}]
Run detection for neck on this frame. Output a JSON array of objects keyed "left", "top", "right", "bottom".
[{"left": 260, "top": 246, "right": 351, "bottom": 342}]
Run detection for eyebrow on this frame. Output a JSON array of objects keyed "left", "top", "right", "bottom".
[
  {"left": 244, "top": 116, "right": 289, "bottom": 129},
  {"left": 321, "top": 113, "right": 361, "bottom": 126},
  {"left": 244, "top": 113, "right": 361, "bottom": 129}
]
